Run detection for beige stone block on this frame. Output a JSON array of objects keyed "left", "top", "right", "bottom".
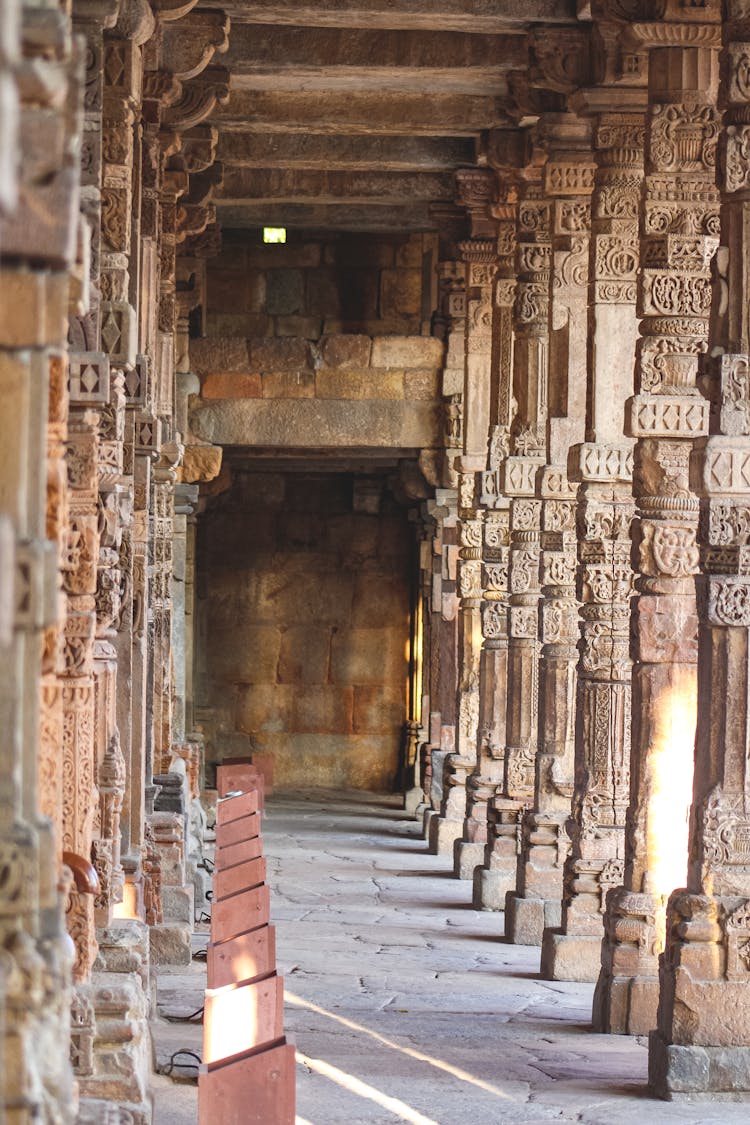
[
  {"left": 150, "top": 923, "right": 192, "bottom": 966},
  {"left": 236, "top": 684, "right": 292, "bottom": 732},
  {"left": 315, "top": 367, "right": 403, "bottom": 400},
  {"left": 190, "top": 337, "right": 250, "bottom": 376},
  {"left": 202, "top": 373, "right": 262, "bottom": 399},
  {"left": 257, "top": 570, "right": 354, "bottom": 625},
  {"left": 403, "top": 368, "right": 440, "bottom": 400},
  {"left": 352, "top": 684, "right": 404, "bottom": 734},
  {"left": 324, "top": 241, "right": 394, "bottom": 268},
  {"left": 206, "top": 270, "right": 253, "bottom": 314},
  {"left": 325, "top": 513, "right": 379, "bottom": 563},
  {"left": 0, "top": 269, "right": 67, "bottom": 348},
  {"left": 248, "top": 336, "right": 311, "bottom": 372},
  {"left": 371, "top": 335, "right": 444, "bottom": 368},
  {"left": 330, "top": 627, "right": 407, "bottom": 685},
  {"left": 251, "top": 732, "right": 398, "bottom": 791},
  {"left": 395, "top": 235, "right": 424, "bottom": 268},
  {"left": 266, "top": 269, "right": 305, "bottom": 316},
  {"left": 274, "top": 315, "right": 322, "bottom": 339},
  {"left": 246, "top": 241, "right": 321, "bottom": 269},
  {"left": 288, "top": 685, "right": 353, "bottom": 734},
  {"left": 351, "top": 574, "right": 408, "bottom": 627},
  {"left": 210, "top": 625, "right": 281, "bottom": 683},
  {"left": 261, "top": 369, "right": 315, "bottom": 398},
  {"left": 319, "top": 334, "right": 372, "bottom": 369},
  {"left": 324, "top": 316, "right": 422, "bottom": 336},
  {"left": 277, "top": 626, "right": 331, "bottom": 684},
  {"left": 206, "top": 313, "right": 273, "bottom": 337},
  {"left": 380, "top": 269, "right": 422, "bottom": 318},
  {"left": 179, "top": 444, "right": 222, "bottom": 483},
  {"left": 190, "top": 397, "right": 442, "bottom": 451}
]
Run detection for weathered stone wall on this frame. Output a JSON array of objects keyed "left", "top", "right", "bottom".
[
  {"left": 197, "top": 470, "right": 412, "bottom": 791},
  {"left": 204, "top": 230, "right": 437, "bottom": 339}
]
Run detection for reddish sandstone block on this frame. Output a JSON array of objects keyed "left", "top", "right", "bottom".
[
  {"left": 214, "top": 857, "right": 267, "bottom": 902},
  {"left": 214, "top": 812, "right": 261, "bottom": 849},
  {"left": 203, "top": 974, "right": 284, "bottom": 1063},
  {"left": 218, "top": 756, "right": 274, "bottom": 797},
  {"left": 217, "top": 789, "right": 260, "bottom": 826},
  {"left": 198, "top": 1040, "right": 296, "bottom": 1125},
  {"left": 215, "top": 835, "right": 264, "bottom": 870},
  {"left": 201, "top": 373, "right": 262, "bottom": 400},
  {"left": 211, "top": 884, "right": 270, "bottom": 944},
  {"left": 207, "top": 925, "right": 276, "bottom": 990}
]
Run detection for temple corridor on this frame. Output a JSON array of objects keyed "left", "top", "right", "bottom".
[{"left": 156, "top": 792, "right": 750, "bottom": 1124}]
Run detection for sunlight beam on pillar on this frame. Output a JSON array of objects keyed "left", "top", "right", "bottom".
[{"left": 647, "top": 668, "right": 697, "bottom": 915}]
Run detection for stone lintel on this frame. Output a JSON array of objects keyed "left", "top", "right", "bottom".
[
  {"left": 224, "top": 25, "right": 527, "bottom": 88},
  {"left": 214, "top": 91, "right": 511, "bottom": 136},
  {"left": 214, "top": 202, "right": 434, "bottom": 231},
  {"left": 217, "top": 168, "right": 455, "bottom": 205},
  {"left": 190, "top": 398, "right": 442, "bottom": 450},
  {"left": 217, "top": 133, "right": 475, "bottom": 172},
  {"left": 223, "top": 0, "right": 578, "bottom": 33}
]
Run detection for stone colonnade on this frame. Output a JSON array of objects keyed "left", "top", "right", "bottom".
[
  {"left": 0, "top": 0, "right": 224, "bottom": 1118},
  {"left": 417, "top": 0, "right": 750, "bottom": 1096}
]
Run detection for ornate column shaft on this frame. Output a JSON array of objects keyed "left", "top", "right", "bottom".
[
  {"left": 594, "top": 5, "right": 721, "bottom": 1035},
  {"left": 474, "top": 156, "right": 551, "bottom": 908},
  {"left": 650, "top": 1, "right": 750, "bottom": 1096},
  {"left": 460, "top": 185, "right": 517, "bottom": 894},
  {"left": 505, "top": 116, "right": 594, "bottom": 945},
  {"left": 430, "top": 170, "right": 497, "bottom": 858},
  {"left": 542, "top": 94, "right": 646, "bottom": 980}
]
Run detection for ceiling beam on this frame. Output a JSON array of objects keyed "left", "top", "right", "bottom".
[
  {"left": 217, "top": 133, "right": 476, "bottom": 172},
  {"left": 215, "top": 202, "right": 435, "bottom": 232},
  {"left": 222, "top": 0, "right": 577, "bottom": 33},
  {"left": 224, "top": 25, "right": 527, "bottom": 95},
  {"left": 217, "top": 168, "right": 455, "bottom": 205},
  {"left": 214, "top": 91, "right": 512, "bottom": 136}
]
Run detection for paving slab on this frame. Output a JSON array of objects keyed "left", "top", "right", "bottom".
[{"left": 154, "top": 789, "right": 750, "bottom": 1124}]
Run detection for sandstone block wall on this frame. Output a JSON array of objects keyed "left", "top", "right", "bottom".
[
  {"left": 188, "top": 333, "right": 445, "bottom": 452},
  {"left": 197, "top": 470, "right": 412, "bottom": 790},
  {"left": 203, "top": 230, "right": 437, "bottom": 339}
]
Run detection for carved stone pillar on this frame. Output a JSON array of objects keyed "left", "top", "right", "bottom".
[
  {"left": 542, "top": 99, "right": 645, "bottom": 980},
  {"left": 650, "top": 2, "right": 750, "bottom": 1096},
  {"left": 422, "top": 492, "right": 459, "bottom": 842},
  {"left": 593, "top": 4, "right": 721, "bottom": 1035},
  {"left": 421, "top": 249, "right": 463, "bottom": 840},
  {"left": 429, "top": 169, "right": 497, "bottom": 862},
  {"left": 505, "top": 117, "right": 594, "bottom": 946},
  {"left": 0, "top": 5, "right": 84, "bottom": 1116},
  {"left": 481, "top": 165, "right": 550, "bottom": 909},
  {"left": 459, "top": 188, "right": 517, "bottom": 885}
]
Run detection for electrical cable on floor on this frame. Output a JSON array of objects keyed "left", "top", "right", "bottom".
[
  {"left": 163, "top": 1049, "right": 202, "bottom": 1080},
  {"left": 163, "top": 1005, "right": 205, "bottom": 1024},
  {"left": 192, "top": 947, "right": 208, "bottom": 961}
]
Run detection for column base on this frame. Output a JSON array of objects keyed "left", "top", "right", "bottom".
[
  {"left": 649, "top": 1031, "right": 750, "bottom": 1098},
  {"left": 454, "top": 839, "right": 486, "bottom": 880},
  {"left": 427, "top": 815, "right": 463, "bottom": 856},
  {"left": 504, "top": 892, "right": 561, "bottom": 947},
  {"left": 472, "top": 863, "right": 516, "bottom": 910},
  {"left": 403, "top": 786, "right": 423, "bottom": 816},
  {"left": 592, "top": 969, "right": 659, "bottom": 1035},
  {"left": 422, "top": 807, "right": 438, "bottom": 842},
  {"left": 149, "top": 921, "right": 192, "bottom": 966},
  {"left": 540, "top": 929, "right": 601, "bottom": 982}
]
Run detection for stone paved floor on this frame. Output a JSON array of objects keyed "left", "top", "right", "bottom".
[{"left": 154, "top": 789, "right": 750, "bottom": 1124}]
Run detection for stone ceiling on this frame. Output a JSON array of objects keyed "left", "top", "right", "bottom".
[{"left": 208, "top": 0, "right": 580, "bottom": 233}]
